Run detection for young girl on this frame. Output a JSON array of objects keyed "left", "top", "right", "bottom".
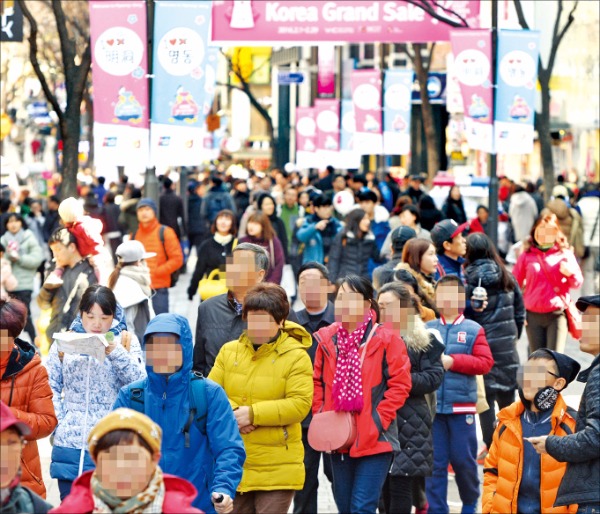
[
  {"left": 47, "top": 285, "right": 146, "bottom": 500},
  {"left": 53, "top": 408, "right": 202, "bottom": 513}
]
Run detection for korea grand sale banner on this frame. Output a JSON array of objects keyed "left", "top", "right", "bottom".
[{"left": 89, "top": 0, "right": 150, "bottom": 167}]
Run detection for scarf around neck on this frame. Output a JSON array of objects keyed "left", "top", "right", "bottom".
[
  {"left": 333, "top": 309, "right": 376, "bottom": 412},
  {"left": 120, "top": 263, "right": 153, "bottom": 297},
  {"left": 214, "top": 233, "right": 233, "bottom": 245},
  {"left": 91, "top": 466, "right": 165, "bottom": 513}
]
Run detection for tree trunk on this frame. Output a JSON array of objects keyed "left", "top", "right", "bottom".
[
  {"left": 413, "top": 44, "right": 439, "bottom": 182},
  {"left": 539, "top": 76, "right": 554, "bottom": 204},
  {"left": 60, "top": 102, "right": 83, "bottom": 200},
  {"left": 83, "top": 88, "right": 94, "bottom": 168}
]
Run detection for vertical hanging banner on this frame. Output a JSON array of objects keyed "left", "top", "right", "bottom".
[
  {"left": 295, "top": 107, "right": 318, "bottom": 169},
  {"left": 318, "top": 45, "right": 336, "bottom": 97},
  {"left": 315, "top": 98, "right": 341, "bottom": 168},
  {"left": 337, "top": 99, "right": 362, "bottom": 169},
  {"left": 151, "top": 0, "right": 213, "bottom": 167},
  {"left": 89, "top": 0, "right": 149, "bottom": 167},
  {"left": 450, "top": 29, "right": 494, "bottom": 153},
  {"left": 494, "top": 30, "right": 540, "bottom": 154},
  {"left": 383, "top": 70, "right": 413, "bottom": 155},
  {"left": 351, "top": 69, "right": 383, "bottom": 155}
]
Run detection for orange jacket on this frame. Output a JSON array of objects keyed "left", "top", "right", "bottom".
[
  {"left": 134, "top": 218, "right": 183, "bottom": 289},
  {"left": 312, "top": 321, "right": 412, "bottom": 458},
  {"left": 482, "top": 396, "right": 577, "bottom": 514},
  {"left": 1, "top": 339, "right": 58, "bottom": 498}
]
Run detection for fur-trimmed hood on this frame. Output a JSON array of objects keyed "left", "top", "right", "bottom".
[
  {"left": 402, "top": 316, "right": 431, "bottom": 353},
  {"left": 393, "top": 262, "right": 436, "bottom": 302}
]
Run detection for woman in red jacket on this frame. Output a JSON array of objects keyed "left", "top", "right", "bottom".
[
  {"left": 513, "top": 213, "right": 583, "bottom": 353},
  {"left": 51, "top": 408, "right": 202, "bottom": 513},
  {"left": 312, "top": 274, "right": 412, "bottom": 514}
]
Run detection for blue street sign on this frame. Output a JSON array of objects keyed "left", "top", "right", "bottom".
[{"left": 278, "top": 72, "right": 305, "bottom": 85}]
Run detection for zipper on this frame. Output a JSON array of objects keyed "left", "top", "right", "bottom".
[
  {"left": 440, "top": 325, "right": 449, "bottom": 411},
  {"left": 283, "top": 427, "right": 289, "bottom": 450}
]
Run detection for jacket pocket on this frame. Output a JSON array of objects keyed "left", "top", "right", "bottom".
[{"left": 20, "top": 455, "right": 43, "bottom": 486}]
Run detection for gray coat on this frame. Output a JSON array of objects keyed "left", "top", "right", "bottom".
[{"left": 193, "top": 292, "right": 246, "bottom": 375}]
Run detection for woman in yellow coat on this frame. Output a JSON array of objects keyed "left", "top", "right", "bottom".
[{"left": 209, "top": 282, "right": 314, "bottom": 514}]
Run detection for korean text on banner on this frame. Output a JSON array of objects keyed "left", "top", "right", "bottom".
[
  {"left": 296, "top": 107, "right": 318, "bottom": 169},
  {"left": 351, "top": 69, "right": 383, "bottom": 155},
  {"left": 89, "top": 0, "right": 149, "bottom": 167},
  {"left": 151, "top": 0, "right": 213, "bottom": 167},
  {"left": 450, "top": 29, "right": 494, "bottom": 153},
  {"left": 494, "top": 30, "right": 540, "bottom": 155},
  {"left": 383, "top": 70, "right": 413, "bottom": 155},
  {"left": 212, "top": 1, "right": 481, "bottom": 43}
]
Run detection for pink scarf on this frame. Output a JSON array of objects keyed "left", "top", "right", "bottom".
[{"left": 332, "top": 310, "right": 376, "bottom": 412}]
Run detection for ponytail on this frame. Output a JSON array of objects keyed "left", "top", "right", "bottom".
[{"left": 107, "top": 262, "right": 124, "bottom": 290}]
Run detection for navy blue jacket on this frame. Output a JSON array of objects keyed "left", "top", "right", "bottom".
[
  {"left": 434, "top": 253, "right": 465, "bottom": 283},
  {"left": 426, "top": 315, "right": 494, "bottom": 415},
  {"left": 114, "top": 314, "right": 246, "bottom": 513}
]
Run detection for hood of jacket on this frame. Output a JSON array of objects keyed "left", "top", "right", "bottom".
[
  {"left": 143, "top": 313, "right": 194, "bottom": 381},
  {"left": 401, "top": 316, "right": 431, "bottom": 353},
  {"left": 394, "top": 262, "right": 436, "bottom": 301},
  {"left": 465, "top": 258, "right": 503, "bottom": 289},
  {"left": 545, "top": 198, "right": 570, "bottom": 220},
  {"left": 1, "top": 338, "right": 36, "bottom": 380},
  {"left": 238, "top": 320, "right": 312, "bottom": 355}
]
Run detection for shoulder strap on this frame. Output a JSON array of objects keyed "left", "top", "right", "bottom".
[
  {"left": 359, "top": 323, "right": 380, "bottom": 368},
  {"left": 128, "top": 379, "right": 146, "bottom": 413},
  {"left": 182, "top": 371, "right": 208, "bottom": 447},
  {"left": 591, "top": 211, "right": 600, "bottom": 241},
  {"left": 535, "top": 255, "right": 569, "bottom": 309},
  {"left": 159, "top": 225, "right": 168, "bottom": 260},
  {"left": 436, "top": 262, "right": 446, "bottom": 278}
]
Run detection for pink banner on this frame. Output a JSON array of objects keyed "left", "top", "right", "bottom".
[
  {"left": 450, "top": 29, "right": 494, "bottom": 153},
  {"left": 315, "top": 99, "right": 340, "bottom": 152},
  {"left": 351, "top": 69, "right": 382, "bottom": 155},
  {"left": 212, "top": 1, "right": 480, "bottom": 43},
  {"left": 318, "top": 45, "right": 336, "bottom": 97},
  {"left": 295, "top": 107, "right": 317, "bottom": 169},
  {"left": 90, "top": 0, "right": 149, "bottom": 128}
]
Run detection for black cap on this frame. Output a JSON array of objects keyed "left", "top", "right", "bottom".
[
  {"left": 537, "top": 349, "right": 581, "bottom": 385},
  {"left": 391, "top": 226, "right": 417, "bottom": 252},
  {"left": 409, "top": 173, "right": 425, "bottom": 181},
  {"left": 430, "top": 219, "right": 469, "bottom": 246},
  {"left": 575, "top": 295, "right": 600, "bottom": 312},
  {"left": 356, "top": 189, "right": 378, "bottom": 203}
]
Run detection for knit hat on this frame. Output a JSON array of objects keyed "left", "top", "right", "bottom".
[
  {"left": 430, "top": 219, "right": 469, "bottom": 246},
  {"left": 536, "top": 349, "right": 581, "bottom": 385},
  {"left": 88, "top": 408, "right": 162, "bottom": 458},
  {"left": 115, "top": 240, "right": 156, "bottom": 263},
  {"left": 0, "top": 401, "right": 31, "bottom": 436},
  {"left": 136, "top": 198, "right": 158, "bottom": 215},
  {"left": 391, "top": 226, "right": 417, "bottom": 253}
]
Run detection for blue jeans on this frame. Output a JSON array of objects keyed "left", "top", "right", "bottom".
[
  {"left": 152, "top": 288, "right": 169, "bottom": 314},
  {"left": 329, "top": 452, "right": 392, "bottom": 514},
  {"left": 578, "top": 506, "right": 600, "bottom": 514},
  {"left": 57, "top": 479, "right": 73, "bottom": 501},
  {"left": 426, "top": 414, "right": 479, "bottom": 514}
]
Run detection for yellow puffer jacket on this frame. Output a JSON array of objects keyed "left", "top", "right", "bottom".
[{"left": 208, "top": 321, "right": 314, "bottom": 492}]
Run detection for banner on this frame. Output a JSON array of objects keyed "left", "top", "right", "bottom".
[
  {"left": 212, "top": 1, "right": 481, "bottom": 43},
  {"left": 295, "top": 107, "right": 318, "bottom": 169},
  {"left": 337, "top": 99, "right": 362, "bottom": 169},
  {"left": 383, "top": 70, "right": 413, "bottom": 155},
  {"left": 351, "top": 69, "right": 382, "bottom": 155},
  {"left": 315, "top": 99, "right": 340, "bottom": 152},
  {"left": 450, "top": 29, "right": 494, "bottom": 153},
  {"left": 494, "top": 30, "right": 540, "bottom": 154},
  {"left": 318, "top": 45, "right": 336, "bottom": 97},
  {"left": 1, "top": 0, "right": 23, "bottom": 42},
  {"left": 89, "top": 0, "right": 149, "bottom": 167},
  {"left": 150, "top": 0, "right": 213, "bottom": 167}
]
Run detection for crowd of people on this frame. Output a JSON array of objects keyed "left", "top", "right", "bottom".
[{"left": 0, "top": 165, "right": 599, "bottom": 514}]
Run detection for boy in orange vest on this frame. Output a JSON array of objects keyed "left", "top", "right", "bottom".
[{"left": 482, "top": 349, "right": 580, "bottom": 514}]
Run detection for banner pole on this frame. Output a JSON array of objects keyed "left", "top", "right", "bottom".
[
  {"left": 488, "top": 0, "right": 499, "bottom": 247},
  {"left": 144, "top": 0, "right": 159, "bottom": 207}
]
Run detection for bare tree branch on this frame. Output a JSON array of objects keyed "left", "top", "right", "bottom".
[
  {"left": 404, "top": 0, "right": 469, "bottom": 28},
  {"left": 548, "top": 1, "right": 578, "bottom": 75},
  {"left": 18, "top": 0, "right": 64, "bottom": 122},
  {"left": 426, "top": 43, "right": 436, "bottom": 74},
  {"left": 51, "top": 0, "right": 75, "bottom": 77},
  {"left": 513, "top": 0, "right": 531, "bottom": 29}
]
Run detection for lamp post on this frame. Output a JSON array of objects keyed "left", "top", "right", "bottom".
[
  {"left": 488, "top": 0, "right": 499, "bottom": 247},
  {"left": 144, "top": 0, "right": 159, "bottom": 207}
]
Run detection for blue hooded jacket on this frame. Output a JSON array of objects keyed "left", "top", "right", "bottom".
[{"left": 113, "top": 314, "right": 245, "bottom": 513}]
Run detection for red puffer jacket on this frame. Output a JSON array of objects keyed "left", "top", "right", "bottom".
[
  {"left": 512, "top": 244, "right": 582, "bottom": 313},
  {"left": 50, "top": 470, "right": 203, "bottom": 513},
  {"left": 312, "top": 321, "right": 412, "bottom": 458}
]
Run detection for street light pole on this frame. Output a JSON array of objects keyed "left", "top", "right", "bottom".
[
  {"left": 488, "top": 0, "right": 499, "bottom": 246},
  {"left": 144, "top": 0, "right": 159, "bottom": 207}
]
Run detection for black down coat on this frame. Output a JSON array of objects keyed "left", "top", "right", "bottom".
[
  {"left": 327, "top": 231, "right": 382, "bottom": 283},
  {"left": 464, "top": 259, "right": 525, "bottom": 392},
  {"left": 390, "top": 323, "right": 444, "bottom": 477},
  {"left": 547, "top": 354, "right": 600, "bottom": 507}
]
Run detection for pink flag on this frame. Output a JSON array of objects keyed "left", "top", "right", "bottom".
[
  {"left": 315, "top": 99, "right": 340, "bottom": 152},
  {"left": 351, "top": 69, "right": 383, "bottom": 155}
]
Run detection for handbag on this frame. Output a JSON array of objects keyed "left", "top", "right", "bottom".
[
  {"left": 198, "top": 268, "right": 228, "bottom": 301},
  {"left": 307, "top": 324, "right": 379, "bottom": 453},
  {"left": 536, "top": 255, "right": 582, "bottom": 340}
]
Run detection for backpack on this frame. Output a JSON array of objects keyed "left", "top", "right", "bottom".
[
  {"left": 133, "top": 225, "right": 182, "bottom": 288},
  {"left": 205, "top": 192, "right": 231, "bottom": 223},
  {"left": 568, "top": 208, "right": 585, "bottom": 258},
  {"left": 128, "top": 371, "right": 208, "bottom": 448}
]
